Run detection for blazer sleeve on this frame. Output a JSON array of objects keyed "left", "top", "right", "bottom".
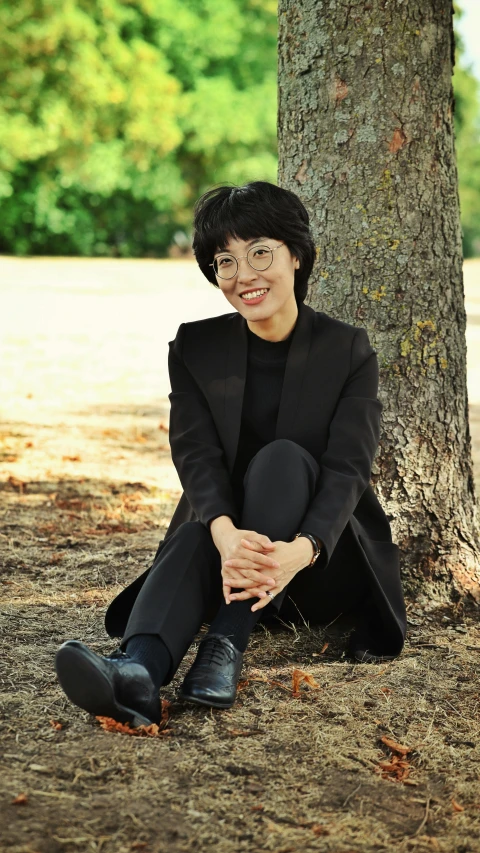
[
  {"left": 168, "top": 322, "right": 240, "bottom": 530},
  {"left": 298, "top": 327, "right": 383, "bottom": 571}
]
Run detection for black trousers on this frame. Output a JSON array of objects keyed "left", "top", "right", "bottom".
[{"left": 120, "top": 439, "right": 370, "bottom": 684}]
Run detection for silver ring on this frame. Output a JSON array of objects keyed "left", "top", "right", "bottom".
[{"left": 266, "top": 590, "right": 276, "bottom": 599}]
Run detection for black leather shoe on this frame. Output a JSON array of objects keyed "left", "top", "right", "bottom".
[
  {"left": 55, "top": 640, "right": 161, "bottom": 727},
  {"left": 178, "top": 633, "right": 244, "bottom": 709},
  {"left": 348, "top": 627, "right": 399, "bottom": 662}
]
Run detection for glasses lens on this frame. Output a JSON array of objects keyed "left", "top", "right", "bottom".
[
  {"left": 213, "top": 254, "right": 237, "bottom": 278},
  {"left": 247, "top": 246, "right": 273, "bottom": 271}
]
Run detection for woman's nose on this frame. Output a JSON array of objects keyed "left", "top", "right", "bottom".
[{"left": 236, "top": 256, "right": 258, "bottom": 283}]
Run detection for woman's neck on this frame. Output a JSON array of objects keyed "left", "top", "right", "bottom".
[{"left": 246, "top": 304, "right": 298, "bottom": 342}]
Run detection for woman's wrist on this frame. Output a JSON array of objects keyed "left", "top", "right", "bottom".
[
  {"left": 292, "top": 536, "right": 316, "bottom": 569},
  {"left": 209, "top": 514, "right": 236, "bottom": 541}
]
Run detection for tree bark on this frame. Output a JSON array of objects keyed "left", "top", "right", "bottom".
[{"left": 277, "top": 0, "right": 480, "bottom": 605}]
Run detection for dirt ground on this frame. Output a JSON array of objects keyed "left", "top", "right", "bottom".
[{"left": 1, "top": 259, "right": 480, "bottom": 853}]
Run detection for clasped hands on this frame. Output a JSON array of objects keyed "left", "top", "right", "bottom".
[{"left": 216, "top": 528, "right": 307, "bottom": 613}]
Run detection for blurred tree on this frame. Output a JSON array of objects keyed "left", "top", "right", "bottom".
[
  {"left": 1, "top": 1, "right": 477, "bottom": 258},
  {"left": 453, "top": 2, "right": 480, "bottom": 257},
  {"left": 0, "top": 0, "right": 277, "bottom": 256}
]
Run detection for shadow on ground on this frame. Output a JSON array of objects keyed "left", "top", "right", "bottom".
[{"left": 1, "top": 443, "right": 479, "bottom": 853}]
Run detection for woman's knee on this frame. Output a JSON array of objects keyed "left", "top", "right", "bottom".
[
  {"left": 168, "top": 520, "right": 216, "bottom": 554},
  {"left": 173, "top": 520, "right": 211, "bottom": 540},
  {"left": 244, "top": 439, "right": 318, "bottom": 482},
  {"left": 248, "top": 439, "right": 300, "bottom": 468}
]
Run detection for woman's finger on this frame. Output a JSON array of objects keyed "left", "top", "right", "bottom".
[
  {"left": 251, "top": 587, "right": 280, "bottom": 612},
  {"left": 240, "top": 541, "right": 280, "bottom": 569},
  {"left": 223, "top": 580, "right": 269, "bottom": 604},
  {"left": 229, "top": 585, "right": 270, "bottom": 601},
  {"left": 243, "top": 536, "right": 276, "bottom": 551},
  {"left": 224, "top": 558, "right": 278, "bottom": 578},
  {"left": 223, "top": 572, "right": 273, "bottom": 591},
  {"left": 223, "top": 564, "right": 276, "bottom": 587}
]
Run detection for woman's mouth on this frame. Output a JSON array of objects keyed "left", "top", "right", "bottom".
[{"left": 240, "top": 288, "right": 269, "bottom": 305}]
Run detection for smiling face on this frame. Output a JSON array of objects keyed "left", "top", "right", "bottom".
[{"left": 213, "top": 235, "right": 300, "bottom": 328}]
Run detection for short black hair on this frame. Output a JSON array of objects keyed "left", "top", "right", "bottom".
[{"left": 192, "top": 181, "right": 316, "bottom": 303}]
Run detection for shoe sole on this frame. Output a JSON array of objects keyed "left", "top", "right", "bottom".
[
  {"left": 55, "top": 643, "right": 156, "bottom": 728},
  {"left": 177, "top": 689, "right": 235, "bottom": 709}
]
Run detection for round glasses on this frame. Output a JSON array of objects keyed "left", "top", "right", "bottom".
[{"left": 209, "top": 243, "right": 284, "bottom": 280}]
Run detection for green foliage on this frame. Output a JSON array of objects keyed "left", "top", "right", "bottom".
[
  {"left": 0, "top": 0, "right": 277, "bottom": 256},
  {"left": 453, "top": 3, "right": 480, "bottom": 257},
  {"left": 1, "top": 1, "right": 478, "bottom": 257}
]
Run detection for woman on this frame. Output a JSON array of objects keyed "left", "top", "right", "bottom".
[{"left": 55, "top": 181, "right": 407, "bottom": 728}]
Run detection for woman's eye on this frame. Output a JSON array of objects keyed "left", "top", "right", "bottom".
[
  {"left": 252, "top": 248, "right": 267, "bottom": 257},
  {"left": 218, "top": 257, "right": 232, "bottom": 266}
]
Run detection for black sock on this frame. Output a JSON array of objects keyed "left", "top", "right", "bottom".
[
  {"left": 123, "top": 633, "right": 173, "bottom": 690},
  {"left": 207, "top": 597, "right": 265, "bottom": 653}
]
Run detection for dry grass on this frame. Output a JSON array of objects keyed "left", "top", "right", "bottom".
[{"left": 1, "top": 259, "right": 480, "bottom": 853}]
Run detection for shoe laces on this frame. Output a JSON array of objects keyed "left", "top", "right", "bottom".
[
  {"left": 201, "top": 636, "right": 237, "bottom": 667},
  {"left": 106, "top": 648, "right": 131, "bottom": 661}
]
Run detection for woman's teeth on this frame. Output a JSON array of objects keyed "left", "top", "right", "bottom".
[{"left": 241, "top": 289, "right": 268, "bottom": 300}]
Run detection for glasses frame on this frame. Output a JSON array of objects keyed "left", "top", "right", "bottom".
[{"left": 209, "top": 242, "right": 284, "bottom": 280}]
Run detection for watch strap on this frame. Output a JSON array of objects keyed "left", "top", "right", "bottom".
[{"left": 293, "top": 531, "right": 322, "bottom": 566}]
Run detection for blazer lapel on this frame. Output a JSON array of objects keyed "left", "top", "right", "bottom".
[
  {"left": 223, "top": 313, "right": 248, "bottom": 473},
  {"left": 223, "top": 300, "right": 316, "bottom": 472},
  {"left": 275, "top": 301, "right": 315, "bottom": 438}
]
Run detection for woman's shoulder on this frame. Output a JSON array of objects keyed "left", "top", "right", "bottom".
[{"left": 179, "top": 307, "right": 367, "bottom": 343}]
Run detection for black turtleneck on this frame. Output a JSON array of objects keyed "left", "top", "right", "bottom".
[{"left": 231, "top": 322, "right": 295, "bottom": 497}]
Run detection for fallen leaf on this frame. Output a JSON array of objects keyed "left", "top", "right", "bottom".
[
  {"left": 96, "top": 717, "right": 164, "bottom": 737},
  {"left": 452, "top": 798, "right": 465, "bottom": 812},
  {"left": 12, "top": 793, "right": 28, "bottom": 805},
  {"left": 292, "top": 668, "right": 320, "bottom": 695},
  {"left": 96, "top": 699, "right": 172, "bottom": 736},
  {"left": 49, "top": 720, "right": 63, "bottom": 730},
  {"left": 380, "top": 735, "right": 412, "bottom": 755},
  {"left": 375, "top": 736, "right": 415, "bottom": 783},
  {"left": 320, "top": 642, "right": 329, "bottom": 654}
]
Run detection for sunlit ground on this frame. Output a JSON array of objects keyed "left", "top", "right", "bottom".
[
  {"left": 0, "top": 257, "right": 232, "bottom": 493},
  {"left": 2, "top": 256, "right": 480, "bottom": 492}
]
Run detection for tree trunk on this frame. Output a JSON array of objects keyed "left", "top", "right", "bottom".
[{"left": 277, "top": 0, "right": 480, "bottom": 605}]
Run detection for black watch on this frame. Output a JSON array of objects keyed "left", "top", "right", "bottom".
[{"left": 293, "top": 532, "right": 322, "bottom": 566}]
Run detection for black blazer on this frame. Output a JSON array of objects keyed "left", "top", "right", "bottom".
[{"left": 105, "top": 300, "right": 407, "bottom": 659}]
